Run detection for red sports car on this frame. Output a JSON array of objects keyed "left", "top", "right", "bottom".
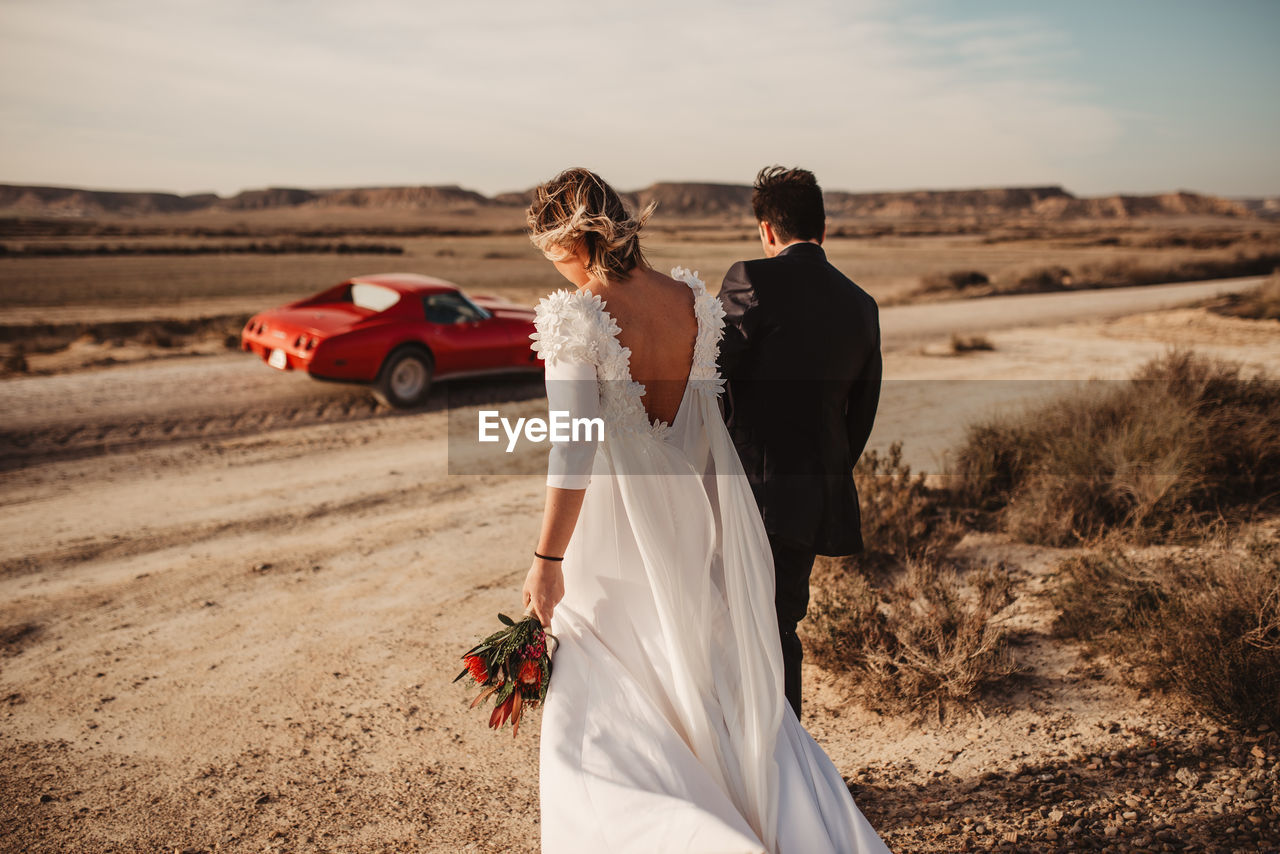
[{"left": 241, "top": 273, "right": 542, "bottom": 407}]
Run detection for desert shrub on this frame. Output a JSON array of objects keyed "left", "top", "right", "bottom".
[
  {"left": 949, "top": 334, "right": 994, "bottom": 353},
  {"left": 0, "top": 241, "right": 406, "bottom": 257},
  {"left": 1211, "top": 274, "right": 1280, "bottom": 321},
  {"left": 951, "top": 350, "right": 1280, "bottom": 545},
  {"left": 1050, "top": 536, "right": 1280, "bottom": 729},
  {"left": 1076, "top": 251, "right": 1280, "bottom": 289},
  {"left": 806, "top": 557, "right": 1018, "bottom": 716},
  {"left": 2, "top": 345, "right": 28, "bottom": 375},
  {"left": 917, "top": 269, "right": 990, "bottom": 294},
  {"left": 1014, "top": 265, "right": 1073, "bottom": 293},
  {"left": 804, "top": 443, "right": 1016, "bottom": 715},
  {"left": 851, "top": 442, "right": 964, "bottom": 566}
]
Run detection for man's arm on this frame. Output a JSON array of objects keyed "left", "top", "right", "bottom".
[
  {"left": 716, "top": 261, "right": 760, "bottom": 381},
  {"left": 846, "top": 315, "right": 882, "bottom": 465}
]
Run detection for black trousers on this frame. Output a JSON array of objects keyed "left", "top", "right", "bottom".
[{"left": 769, "top": 535, "right": 817, "bottom": 718}]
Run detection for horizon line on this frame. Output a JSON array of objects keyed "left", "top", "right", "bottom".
[{"left": 2, "top": 179, "right": 1276, "bottom": 202}]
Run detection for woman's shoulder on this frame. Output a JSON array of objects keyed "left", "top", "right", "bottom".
[{"left": 530, "top": 287, "right": 618, "bottom": 365}]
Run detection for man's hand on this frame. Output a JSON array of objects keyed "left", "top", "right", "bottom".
[{"left": 522, "top": 557, "right": 565, "bottom": 627}]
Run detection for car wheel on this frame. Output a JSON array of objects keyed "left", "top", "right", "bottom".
[{"left": 374, "top": 348, "right": 434, "bottom": 408}]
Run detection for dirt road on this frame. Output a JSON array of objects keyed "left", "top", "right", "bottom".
[
  {"left": 878, "top": 275, "right": 1265, "bottom": 348},
  {"left": 3, "top": 276, "right": 1267, "bottom": 473}
]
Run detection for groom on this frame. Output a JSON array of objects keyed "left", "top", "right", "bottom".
[{"left": 717, "top": 166, "right": 882, "bottom": 718}]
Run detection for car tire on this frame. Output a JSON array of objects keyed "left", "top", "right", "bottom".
[{"left": 373, "top": 347, "right": 434, "bottom": 408}]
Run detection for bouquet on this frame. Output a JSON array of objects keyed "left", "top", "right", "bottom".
[{"left": 455, "top": 610, "right": 555, "bottom": 737}]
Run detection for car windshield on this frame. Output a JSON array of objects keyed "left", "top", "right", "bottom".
[{"left": 349, "top": 283, "right": 401, "bottom": 312}]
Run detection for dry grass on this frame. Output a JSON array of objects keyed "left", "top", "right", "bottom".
[
  {"left": 1073, "top": 251, "right": 1280, "bottom": 289},
  {"left": 5, "top": 210, "right": 1276, "bottom": 312},
  {"left": 1210, "top": 273, "right": 1280, "bottom": 321},
  {"left": 1050, "top": 534, "right": 1280, "bottom": 729},
  {"left": 951, "top": 350, "right": 1280, "bottom": 546},
  {"left": 1013, "top": 265, "right": 1074, "bottom": 292},
  {"left": 848, "top": 442, "right": 965, "bottom": 566},
  {"left": 949, "top": 334, "right": 994, "bottom": 353},
  {"left": 803, "top": 443, "right": 1017, "bottom": 716},
  {"left": 0, "top": 241, "right": 405, "bottom": 257},
  {"left": 905, "top": 251, "right": 1280, "bottom": 302},
  {"left": 806, "top": 557, "right": 1019, "bottom": 718},
  {"left": 916, "top": 269, "right": 990, "bottom": 295}
]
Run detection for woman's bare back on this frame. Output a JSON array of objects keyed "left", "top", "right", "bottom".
[{"left": 586, "top": 268, "right": 698, "bottom": 426}]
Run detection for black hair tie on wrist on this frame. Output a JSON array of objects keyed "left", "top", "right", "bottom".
[{"left": 535, "top": 551, "right": 564, "bottom": 562}]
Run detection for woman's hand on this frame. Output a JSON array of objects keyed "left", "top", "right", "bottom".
[{"left": 522, "top": 557, "right": 565, "bottom": 627}]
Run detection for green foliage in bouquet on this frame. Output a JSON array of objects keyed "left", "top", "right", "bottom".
[{"left": 455, "top": 612, "right": 554, "bottom": 737}]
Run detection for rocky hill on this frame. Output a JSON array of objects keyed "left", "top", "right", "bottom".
[
  {"left": 0, "top": 185, "right": 219, "bottom": 216},
  {"left": 625, "top": 182, "right": 753, "bottom": 217},
  {"left": 0, "top": 181, "right": 1254, "bottom": 220},
  {"left": 1235, "top": 197, "right": 1280, "bottom": 219}
]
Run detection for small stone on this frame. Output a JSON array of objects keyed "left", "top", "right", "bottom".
[
  {"left": 252, "top": 562, "right": 272, "bottom": 572},
  {"left": 1175, "top": 767, "right": 1199, "bottom": 788}
]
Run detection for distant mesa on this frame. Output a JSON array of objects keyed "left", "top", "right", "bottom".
[
  {"left": 626, "top": 182, "right": 754, "bottom": 217},
  {"left": 0, "top": 181, "right": 1260, "bottom": 220}
]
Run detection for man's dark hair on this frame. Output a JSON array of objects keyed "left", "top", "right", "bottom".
[{"left": 751, "top": 166, "right": 825, "bottom": 243}]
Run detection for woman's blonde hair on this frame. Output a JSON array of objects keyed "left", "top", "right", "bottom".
[{"left": 526, "top": 167, "right": 656, "bottom": 284}]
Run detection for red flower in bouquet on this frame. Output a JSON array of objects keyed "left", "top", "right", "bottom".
[
  {"left": 455, "top": 611, "right": 556, "bottom": 738},
  {"left": 463, "top": 654, "right": 489, "bottom": 683},
  {"left": 518, "top": 658, "right": 542, "bottom": 689}
]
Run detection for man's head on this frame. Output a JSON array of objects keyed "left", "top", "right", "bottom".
[{"left": 751, "top": 165, "right": 825, "bottom": 257}]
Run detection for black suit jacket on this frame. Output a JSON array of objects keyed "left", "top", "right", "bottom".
[{"left": 717, "top": 242, "right": 881, "bottom": 556}]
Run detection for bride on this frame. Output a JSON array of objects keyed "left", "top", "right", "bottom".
[{"left": 520, "top": 167, "right": 891, "bottom": 854}]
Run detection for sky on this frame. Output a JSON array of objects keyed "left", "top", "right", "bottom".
[{"left": 1, "top": 0, "right": 1277, "bottom": 198}]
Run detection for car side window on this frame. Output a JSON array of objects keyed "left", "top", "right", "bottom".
[{"left": 423, "top": 293, "right": 490, "bottom": 324}]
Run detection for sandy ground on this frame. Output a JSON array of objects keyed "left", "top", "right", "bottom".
[{"left": 2, "top": 284, "right": 1279, "bottom": 853}]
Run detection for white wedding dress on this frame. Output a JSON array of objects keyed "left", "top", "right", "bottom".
[{"left": 531, "top": 267, "right": 892, "bottom": 854}]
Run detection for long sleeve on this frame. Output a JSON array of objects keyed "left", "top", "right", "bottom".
[
  {"left": 716, "top": 261, "right": 760, "bottom": 382},
  {"left": 845, "top": 317, "right": 882, "bottom": 464},
  {"left": 544, "top": 352, "right": 602, "bottom": 490}
]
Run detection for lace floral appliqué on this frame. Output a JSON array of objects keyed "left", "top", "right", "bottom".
[{"left": 530, "top": 267, "right": 726, "bottom": 440}]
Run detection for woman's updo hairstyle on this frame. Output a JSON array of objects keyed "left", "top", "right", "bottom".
[{"left": 526, "top": 167, "right": 656, "bottom": 284}]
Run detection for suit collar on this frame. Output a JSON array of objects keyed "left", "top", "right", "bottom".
[{"left": 777, "top": 241, "right": 825, "bottom": 259}]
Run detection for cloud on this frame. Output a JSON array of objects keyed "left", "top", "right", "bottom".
[{"left": 0, "top": 0, "right": 1121, "bottom": 195}]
